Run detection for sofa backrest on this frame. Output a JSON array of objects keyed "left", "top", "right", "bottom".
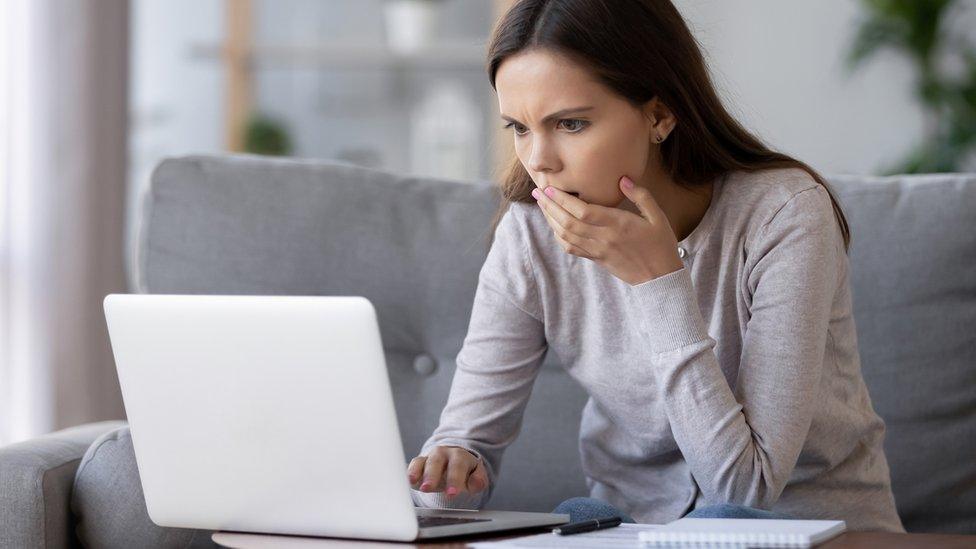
[
  {"left": 137, "top": 154, "right": 975, "bottom": 533},
  {"left": 827, "top": 173, "right": 976, "bottom": 534}
]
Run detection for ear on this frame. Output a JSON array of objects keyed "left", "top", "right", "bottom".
[{"left": 641, "top": 96, "right": 676, "bottom": 136}]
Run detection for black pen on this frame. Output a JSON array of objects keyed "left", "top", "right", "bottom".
[{"left": 551, "top": 515, "right": 623, "bottom": 536}]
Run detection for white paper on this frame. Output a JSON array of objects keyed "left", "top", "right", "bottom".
[
  {"left": 468, "top": 523, "right": 665, "bottom": 548},
  {"left": 637, "top": 518, "right": 846, "bottom": 547}
]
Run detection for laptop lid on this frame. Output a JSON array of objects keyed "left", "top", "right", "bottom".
[{"left": 103, "top": 293, "right": 422, "bottom": 541}]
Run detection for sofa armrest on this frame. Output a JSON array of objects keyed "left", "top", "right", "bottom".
[{"left": 0, "top": 420, "right": 128, "bottom": 549}]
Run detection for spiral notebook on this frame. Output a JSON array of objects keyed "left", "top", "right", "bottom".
[{"left": 638, "top": 517, "right": 846, "bottom": 548}]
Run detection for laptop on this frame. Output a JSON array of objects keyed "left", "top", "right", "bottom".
[{"left": 102, "top": 293, "right": 570, "bottom": 542}]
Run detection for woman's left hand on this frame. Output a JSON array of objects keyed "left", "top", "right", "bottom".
[{"left": 532, "top": 176, "right": 684, "bottom": 286}]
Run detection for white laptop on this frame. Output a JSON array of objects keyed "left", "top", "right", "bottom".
[{"left": 102, "top": 293, "right": 569, "bottom": 542}]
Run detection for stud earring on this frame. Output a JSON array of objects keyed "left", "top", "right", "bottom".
[{"left": 656, "top": 134, "right": 665, "bottom": 143}]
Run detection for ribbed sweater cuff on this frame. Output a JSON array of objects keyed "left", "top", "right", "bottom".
[
  {"left": 628, "top": 267, "right": 710, "bottom": 354},
  {"left": 410, "top": 487, "right": 486, "bottom": 510}
]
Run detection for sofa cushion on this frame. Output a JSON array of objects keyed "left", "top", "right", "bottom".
[{"left": 71, "top": 425, "right": 218, "bottom": 548}]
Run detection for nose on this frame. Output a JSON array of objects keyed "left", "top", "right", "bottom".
[{"left": 526, "top": 136, "right": 560, "bottom": 174}]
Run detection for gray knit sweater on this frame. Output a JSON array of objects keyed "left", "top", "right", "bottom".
[{"left": 411, "top": 167, "right": 905, "bottom": 532}]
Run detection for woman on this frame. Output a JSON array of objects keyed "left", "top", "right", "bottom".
[{"left": 406, "top": 0, "right": 904, "bottom": 532}]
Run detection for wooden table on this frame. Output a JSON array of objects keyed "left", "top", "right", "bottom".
[{"left": 213, "top": 526, "right": 976, "bottom": 548}]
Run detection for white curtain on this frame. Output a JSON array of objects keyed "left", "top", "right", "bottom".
[{"left": 0, "top": 0, "right": 129, "bottom": 445}]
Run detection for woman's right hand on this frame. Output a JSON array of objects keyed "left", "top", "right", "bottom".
[{"left": 407, "top": 445, "right": 490, "bottom": 499}]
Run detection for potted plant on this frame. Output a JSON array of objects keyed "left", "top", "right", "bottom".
[
  {"left": 845, "top": 0, "right": 976, "bottom": 173},
  {"left": 243, "top": 113, "right": 292, "bottom": 157}
]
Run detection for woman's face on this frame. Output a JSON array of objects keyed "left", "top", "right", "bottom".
[{"left": 495, "top": 48, "right": 657, "bottom": 208}]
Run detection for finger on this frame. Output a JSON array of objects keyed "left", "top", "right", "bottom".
[
  {"left": 619, "top": 176, "right": 665, "bottom": 221},
  {"left": 467, "top": 462, "right": 489, "bottom": 494},
  {"left": 539, "top": 186, "right": 615, "bottom": 227},
  {"left": 533, "top": 187, "right": 607, "bottom": 239},
  {"left": 542, "top": 207, "right": 596, "bottom": 259},
  {"left": 539, "top": 202, "right": 598, "bottom": 259},
  {"left": 407, "top": 456, "right": 427, "bottom": 488},
  {"left": 444, "top": 451, "right": 477, "bottom": 498},
  {"left": 421, "top": 451, "right": 448, "bottom": 492}
]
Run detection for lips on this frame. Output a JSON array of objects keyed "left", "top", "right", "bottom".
[{"left": 542, "top": 185, "right": 580, "bottom": 197}]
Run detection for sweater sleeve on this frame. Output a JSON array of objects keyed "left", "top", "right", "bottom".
[
  {"left": 625, "top": 185, "right": 842, "bottom": 509},
  {"left": 411, "top": 203, "right": 548, "bottom": 510}
]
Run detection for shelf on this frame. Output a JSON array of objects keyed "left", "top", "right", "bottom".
[{"left": 188, "top": 42, "right": 489, "bottom": 70}]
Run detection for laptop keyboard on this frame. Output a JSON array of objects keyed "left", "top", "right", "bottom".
[{"left": 417, "top": 515, "right": 493, "bottom": 528}]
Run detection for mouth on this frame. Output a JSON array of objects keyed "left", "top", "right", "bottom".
[{"left": 542, "top": 186, "right": 580, "bottom": 198}]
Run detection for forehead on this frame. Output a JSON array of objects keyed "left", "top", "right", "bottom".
[{"left": 495, "top": 49, "right": 606, "bottom": 115}]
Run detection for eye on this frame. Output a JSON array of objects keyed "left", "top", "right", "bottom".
[
  {"left": 502, "top": 121, "right": 528, "bottom": 136},
  {"left": 558, "top": 119, "right": 589, "bottom": 133}
]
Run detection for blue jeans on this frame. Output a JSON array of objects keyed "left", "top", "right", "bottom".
[{"left": 552, "top": 497, "right": 793, "bottom": 523}]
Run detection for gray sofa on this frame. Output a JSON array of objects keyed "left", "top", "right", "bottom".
[{"left": 1, "top": 154, "right": 973, "bottom": 548}]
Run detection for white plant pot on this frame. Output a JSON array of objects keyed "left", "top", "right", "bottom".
[{"left": 383, "top": 0, "right": 439, "bottom": 55}]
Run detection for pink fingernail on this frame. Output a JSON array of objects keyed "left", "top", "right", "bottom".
[
  {"left": 544, "top": 187, "right": 554, "bottom": 197},
  {"left": 446, "top": 486, "right": 457, "bottom": 496},
  {"left": 531, "top": 189, "right": 540, "bottom": 199}
]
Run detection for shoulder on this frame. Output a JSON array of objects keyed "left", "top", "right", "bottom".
[
  {"left": 502, "top": 199, "right": 546, "bottom": 234},
  {"left": 485, "top": 200, "right": 538, "bottom": 272},
  {"left": 728, "top": 168, "right": 845, "bottom": 290},
  {"left": 725, "top": 167, "right": 827, "bottom": 222},
  {"left": 493, "top": 199, "right": 551, "bottom": 253},
  {"left": 723, "top": 167, "right": 836, "bottom": 243},
  {"left": 500, "top": 199, "right": 536, "bottom": 225}
]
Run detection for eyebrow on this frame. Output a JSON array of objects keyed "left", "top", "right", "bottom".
[{"left": 500, "top": 106, "right": 595, "bottom": 125}]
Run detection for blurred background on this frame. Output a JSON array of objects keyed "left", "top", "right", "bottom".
[{"left": 1, "top": 0, "right": 974, "bottom": 445}]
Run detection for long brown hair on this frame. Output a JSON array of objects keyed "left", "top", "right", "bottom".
[{"left": 484, "top": 0, "right": 850, "bottom": 253}]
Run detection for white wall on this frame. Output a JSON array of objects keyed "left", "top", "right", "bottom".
[
  {"left": 674, "top": 0, "right": 973, "bottom": 176},
  {"left": 128, "top": 0, "right": 224, "bottom": 289},
  {"left": 127, "top": 0, "right": 974, "bottom": 252}
]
